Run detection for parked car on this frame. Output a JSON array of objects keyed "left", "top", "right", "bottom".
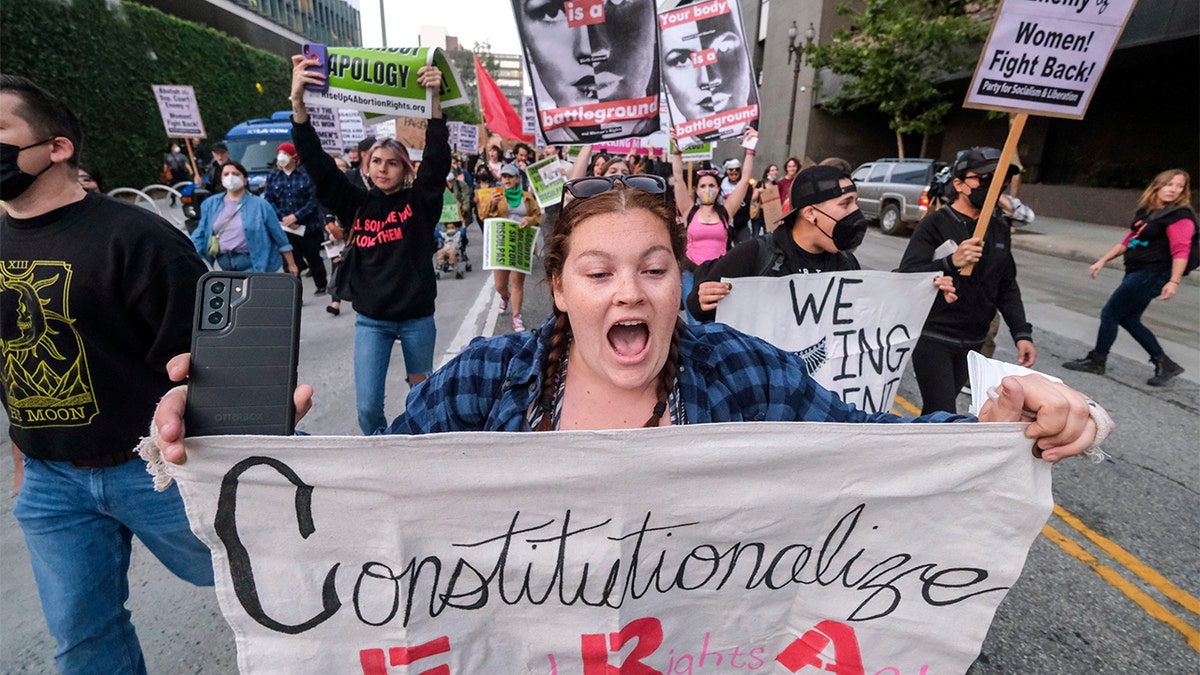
[{"left": 850, "top": 158, "right": 947, "bottom": 236}]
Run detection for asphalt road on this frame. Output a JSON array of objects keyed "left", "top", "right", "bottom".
[{"left": 1, "top": 220, "right": 1197, "bottom": 673}]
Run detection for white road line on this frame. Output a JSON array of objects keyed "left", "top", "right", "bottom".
[{"left": 439, "top": 279, "right": 496, "bottom": 368}]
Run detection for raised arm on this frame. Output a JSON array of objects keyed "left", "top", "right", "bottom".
[
  {"left": 723, "top": 129, "right": 758, "bottom": 211},
  {"left": 569, "top": 145, "right": 593, "bottom": 180},
  {"left": 669, "top": 130, "right": 692, "bottom": 218}
]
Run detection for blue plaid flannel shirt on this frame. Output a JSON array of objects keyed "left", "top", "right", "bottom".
[
  {"left": 263, "top": 167, "right": 320, "bottom": 230},
  {"left": 386, "top": 320, "right": 972, "bottom": 434}
]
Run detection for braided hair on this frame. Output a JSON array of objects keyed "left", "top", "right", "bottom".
[{"left": 535, "top": 186, "right": 686, "bottom": 431}]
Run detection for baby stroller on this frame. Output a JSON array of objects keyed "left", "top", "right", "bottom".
[{"left": 434, "top": 223, "right": 472, "bottom": 279}]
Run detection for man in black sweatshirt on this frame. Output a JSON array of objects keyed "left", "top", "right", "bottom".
[{"left": 898, "top": 147, "right": 1035, "bottom": 414}]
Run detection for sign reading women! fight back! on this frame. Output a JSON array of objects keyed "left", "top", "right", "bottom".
[
  {"left": 963, "top": 0, "right": 1138, "bottom": 119},
  {"left": 158, "top": 422, "right": 1052, "bottom": 674},
  {"left": 716, "top": 271, "right": 940, "bottom": 413}
]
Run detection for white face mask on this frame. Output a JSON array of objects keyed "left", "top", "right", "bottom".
[
  {"left": 222, "top": 174, "right": 245, "bottom": 191},
  {"left": 276, "top": 152, "right": 291, "bottom": 167}
]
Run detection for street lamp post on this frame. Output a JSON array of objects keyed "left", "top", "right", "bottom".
[{"left": 784, "top": 21, "right": 816, "bottom": 161}]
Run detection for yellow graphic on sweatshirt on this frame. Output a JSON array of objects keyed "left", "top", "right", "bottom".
[{"left": 0, "top": 261, "right": 98, "bottom": 427}]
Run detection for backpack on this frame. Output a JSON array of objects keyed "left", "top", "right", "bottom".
[
  {"left": 753, "top": 234, "right": 785, "bottom": 275},
  {"left": 1151, "top": 206, "right": 1199, "bottom": 276}
]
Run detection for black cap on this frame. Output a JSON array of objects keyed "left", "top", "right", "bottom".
[
  {"left": 952, "top": 147, "right": 1001, "bottom": 178},
  {"left": 211, "top": 141, "right": 228, "bottom": 152},
  {"left": 782, "top": 165, "right": 855, "bottom": 225},
  {"left": 357, "top": 136, "right": 376, "bottom": 154}
]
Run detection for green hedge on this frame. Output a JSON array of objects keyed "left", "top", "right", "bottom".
[{"left": 1, "top": 0, "right": 293, "bottom": 189}]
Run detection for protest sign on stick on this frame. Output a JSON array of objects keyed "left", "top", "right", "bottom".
[
  {"left": 483, "top": 217, "right": 539, "bottom": 273},
  {"left": 658, "top": 0, "right": 760, "bottom": 149},
  {"left": 152, "top": 85, "right": 206, "bottom": 139},
  {"left": 511, "top": 0, "right": 661, "bottom": 143},
  {"left": 959, "top": 0, "right": 1136, "bottom": 274},
  {"left": 304, "top": 47, "right": 467, "bottom": 119},
  {"left": 158, "top": 422, "right": 1052, "bottom": 673},
  {"left": 716, "top": 270, "right": 940, "bottom": 413}
]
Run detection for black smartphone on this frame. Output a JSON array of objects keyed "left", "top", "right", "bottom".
[
  {"left": 302, "top": 42, "right": 330, "bottom": 93},
  {"left": 184, "top": 272, "right": 302, "bottom": 436}
]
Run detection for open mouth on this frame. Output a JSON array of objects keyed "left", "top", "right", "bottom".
[{"left": 607, "top": 320, "right": 650, "bottom": 360}]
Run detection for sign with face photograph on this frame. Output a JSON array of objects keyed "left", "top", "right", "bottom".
[
  {"left": 511, "top": 0, "right": 662, "bottom": 143},
  {"left": 658, "top": 0, "right": 761, "bottom": 149}
]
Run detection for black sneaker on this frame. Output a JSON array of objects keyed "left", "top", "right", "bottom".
[{"left": 314, "top": 287, "right": 327, "bottom": 296}]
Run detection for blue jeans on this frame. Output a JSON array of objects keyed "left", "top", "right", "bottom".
[
  {"left": 1094, "top": 270, "right": 1169, "bottom": 358},
  {"left": 215, "top": 250, "right": 252, "bottom": 272},
  {"left": 14, "top": 457, "right": 214, "bottom": 675},
  {"left": 354, "top": 313, "right": 437, "bottom": 435}
]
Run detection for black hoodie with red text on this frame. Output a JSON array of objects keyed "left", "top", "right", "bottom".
[{"left": 293, "top": 117, "right": 450, "bottom": 322}]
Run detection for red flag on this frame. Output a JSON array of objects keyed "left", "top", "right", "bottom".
[{"left": 474, "top": 54, "right": 533, "bottom": 142}]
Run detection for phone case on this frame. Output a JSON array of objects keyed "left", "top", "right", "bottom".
[
  {"left": 303, "top": 42, "right": 330, "bottom": 93},
  {"left": 184, "top": 272, "right": 302, "bottom": 436}
]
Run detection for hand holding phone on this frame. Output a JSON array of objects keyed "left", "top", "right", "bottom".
[
  {"left": 184, "top": 273, "right": 302, "bottom": 436},
  {"left": 302, "top": 42, "right": 330, "bottom": 94}
]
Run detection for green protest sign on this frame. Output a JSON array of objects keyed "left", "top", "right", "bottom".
[
  {"left": 525, "top": 156, "right": 566, "bottom": 209},
  {"left": 675, "top": 142, "right": 713, "bottom": 162},
  {"left": 439, "top": 190, "right": 460, "bottom": 223},
  {"left": 483, "top": 218, "right": 539, "bottom": 274},
  {"left": 304, "top": 47, "right": 466, "bottom": 119}
]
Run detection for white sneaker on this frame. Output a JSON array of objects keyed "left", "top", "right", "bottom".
[
  {"left": 512, "top": 314, "right": 524, "bottom": 332},
  {"left": 499, "top": 297, "right": 508, "bottom": 312}
]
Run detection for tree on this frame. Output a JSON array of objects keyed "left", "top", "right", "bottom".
[{"left": 807, "top": 0, "right": 995, "bottom": 157}]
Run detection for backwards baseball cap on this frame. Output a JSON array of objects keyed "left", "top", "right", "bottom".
[
  {"left": 724, "top": 159, "right": 742, "bottom": 170},
  {"left": 952, "top": 147, "right": 1001, "bottom": 179},
  {"left": 499, "top": 163, "right": 521, "bottom": 177},
  {"left": 782, "top": 165, "right": 855, "bottom": 225}
]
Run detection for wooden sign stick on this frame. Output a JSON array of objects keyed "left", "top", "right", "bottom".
[{"left": 962, "top": 112, "right": 1027, "bottom": 277}]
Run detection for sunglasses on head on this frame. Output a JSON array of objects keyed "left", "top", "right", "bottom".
[
  {"left": 562, "top": 174, "right": 668, "bottom": 201},
  {"left": 695, "top": 169, "right": 720, "bottom": 177}
]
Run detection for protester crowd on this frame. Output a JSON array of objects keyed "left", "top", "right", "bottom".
[{"left": 1, "top": 22, "right": 1192, "bottom": 666}]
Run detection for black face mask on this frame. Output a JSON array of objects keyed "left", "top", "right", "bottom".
[
  {"left": 0, "top": 139, "right": 54, "bottom": 201},
  {"left": 962, "top": 175, "right": 993, "bottom": 211},
  {"left": 813, "top": 207, "right": 869, "bottom": 251}
]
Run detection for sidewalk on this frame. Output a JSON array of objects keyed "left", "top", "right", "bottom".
[{"left": 1011, "top": 216, "right": 1199, "bottom": 288}]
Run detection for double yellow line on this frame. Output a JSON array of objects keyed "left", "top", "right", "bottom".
[{"left": 891, "top": 394, "right": 1200, "bottom": 652}]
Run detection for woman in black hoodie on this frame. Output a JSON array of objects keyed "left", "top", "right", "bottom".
[{"left": 289, "top": 53, "right": 451, "bottom": 435}]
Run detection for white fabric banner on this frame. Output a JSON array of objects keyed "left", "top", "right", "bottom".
[
  {"left": 164, "top": 422, "right": 1051, "bottom": 674},
  {"left": 715, "top": 271, "right": 940, "bottom": 413}
]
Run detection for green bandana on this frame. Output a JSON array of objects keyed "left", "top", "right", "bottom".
[{"left": 504, "top": 186, "right": 523, "bottom": 209}]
